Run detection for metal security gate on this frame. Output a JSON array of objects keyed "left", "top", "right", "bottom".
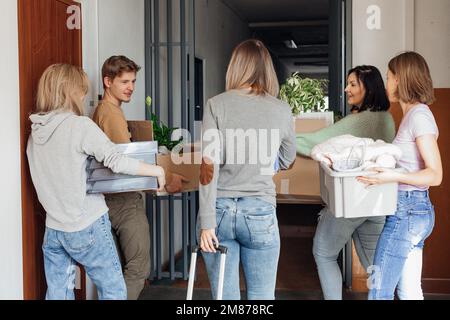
[{"left": 145, "top": 0, "right": 197, "bottom": 280}]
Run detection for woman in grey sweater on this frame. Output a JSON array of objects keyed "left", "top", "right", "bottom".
[
  {"left": 27, "top": 64, "right": 165, "bottom": 300},
  {"left": 198, "top": 39, "right": 297, "bottom": 300}
]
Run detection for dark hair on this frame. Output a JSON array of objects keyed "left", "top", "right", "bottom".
[
  {"left": 347, "top": 65, "right": 390, "bottom": 112},
  {"left": 102, "top": 56, "right": 141, "bottom": 89}
]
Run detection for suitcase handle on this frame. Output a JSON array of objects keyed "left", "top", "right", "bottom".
[
  {"left": 187, "top": 245, "right": 228, "bottom": 300},
  {"left": 191, "top": 245, "right": 228, "bottom": 255}
]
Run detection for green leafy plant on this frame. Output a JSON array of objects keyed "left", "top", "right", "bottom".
[
  {"left": 280, "top": 73, "right": 329, "bottom": 115},
  {"left": 334, "top": 111, "right": 344, "bottom": 123},
  {"left": 145, "top": 96, "right": 183, "bottom": 151}
]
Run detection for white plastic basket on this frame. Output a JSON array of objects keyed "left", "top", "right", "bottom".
[{"left": 319, "top": 162, "right": 401, "bottom": 219}]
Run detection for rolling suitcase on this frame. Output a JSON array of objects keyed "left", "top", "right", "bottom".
[{"left": 187, "top": 245, "right": 228, "bottom": 300}]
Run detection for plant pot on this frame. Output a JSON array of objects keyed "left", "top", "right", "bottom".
[
  {"left": 293, "top": 111, "right": 335, "bottom": 126},
  {"left": 158, "top": 146, "right": 170, "bottom": 155}
]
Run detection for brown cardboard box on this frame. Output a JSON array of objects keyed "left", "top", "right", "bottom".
[
  {"left": 156, "top": 152, "right": 201, "bottom": 195},
  {"left": 126, "top": 120, "right": 201, "bottom": 194},
  {"left": 273, "top": 118, "right": 328, "bottom": 203},
  {"left": 128, "top": 120, "right": 154, "bottom": 142}
]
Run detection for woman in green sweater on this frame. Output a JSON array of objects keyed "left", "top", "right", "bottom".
[{"left": 298, "top": 65, "right": 396, "bottom": 300}]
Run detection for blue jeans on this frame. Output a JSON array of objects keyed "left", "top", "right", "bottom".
[
  {"left": 43, "top": 214, "right": 127, "bottom": 300},
  {"left": 313, "top": 208, "right": 385, "bottom": 300},
  {"left": 199, "top": 197, "right": 280, "bottom": 300},
  {"left": 368, "top": 191, "right": 435, "bottom": 300}
]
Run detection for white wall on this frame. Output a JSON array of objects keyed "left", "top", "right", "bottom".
[
  {"left": 78, "top": 0, "right": 147, "bottom": 119},
  {"left": 353, "top": 0, "right": 415, "bottom": 77},
  {"left": 0, "top": 0, "right": 24, "bottom": 300},
  {"left": 353, "top": 0, "right": 450, "bottom": 88},
  {"left": 415, "top": 0, "right": 450, "bottom": 88},
  {"left": 98, "top": 0, "right": 146, "bottom": 120},
  {"left": 78, "top": 0, "right": 100, "bottom": 117},
  {"left": 196, "top": 0, "right": 251, "bottom": 101}
]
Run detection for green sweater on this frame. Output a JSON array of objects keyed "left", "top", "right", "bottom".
[{"left": 297, "top": 111, "right": 396, "bottom": 157}]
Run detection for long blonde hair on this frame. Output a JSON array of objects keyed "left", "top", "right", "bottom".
[
  {"left": 226, "top": 39, "right": 279, "bottom": 97},
  {"left": 388, "top": 52, "right": 435, "bottom": 105},
  {"left": 36, "top": 64, "right": 89, "bottom": 116}
]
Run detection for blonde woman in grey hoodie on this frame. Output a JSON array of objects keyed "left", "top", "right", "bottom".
[{"left": 27, "top": 64, "right": 165, "bottom": 300}]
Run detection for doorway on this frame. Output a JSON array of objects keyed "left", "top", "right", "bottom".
[
  {"left": 218, "top": 0, "right": 353, "bottom": 295},
  {"left": 141, "top": 0, "right": 354, "bottom": 298},
  {"left": 222, "top": 0, "right": 352, "bottom": 116}
]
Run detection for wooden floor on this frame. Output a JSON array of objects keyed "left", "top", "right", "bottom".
[
  {"left": 141, "top": 204, "right": 330, "bottom": 300},
  {"left": 139, "top": 204, "right": 450, "bottom": 300}
]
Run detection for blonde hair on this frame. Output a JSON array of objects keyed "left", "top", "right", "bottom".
[
  {"left": 226, "top": 39, "right": 279, "bottom": 96},
  {"left": 388, "top": 52, "right": 435, "bottom": 105},
  {"left": 36, "top": 64, "right": 89, "bottom": 116}
]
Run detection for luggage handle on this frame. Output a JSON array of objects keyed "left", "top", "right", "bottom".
[
  {"left": 187, "top": 245, "right": 228, "bottom": 301},
  {"left": 191, "top": 245, "right": 228, "bottom": 255}
]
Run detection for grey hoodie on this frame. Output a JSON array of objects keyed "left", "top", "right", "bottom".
[{"left": 27, "top": 112, "right": 141, "bottom": 232}]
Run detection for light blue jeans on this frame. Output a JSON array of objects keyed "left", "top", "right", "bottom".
[
  {"left": 313, "top": 207, "right": 386, "bottom": 300},
  {"left": 199, "top": 197, "right": 280, "bottom": 300},
  {"left": 368, "top": 190, "right": 435, "bottom": 300},
  {"left": 43, "top": 214, "right": 127, "bottom": 300}
]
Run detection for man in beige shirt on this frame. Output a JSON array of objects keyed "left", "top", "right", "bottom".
[{"left": 93, "top": 56, "right": 186, "bottom": 299}]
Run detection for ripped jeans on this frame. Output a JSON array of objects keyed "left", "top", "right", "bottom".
[{"left": 43, "top": 214, "right": 127, "bottom": 300}]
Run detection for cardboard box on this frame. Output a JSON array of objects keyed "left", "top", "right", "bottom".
[
  {"left": 128, "top": 120, "right": 201, "bottom": 194},
  {"left": 157, "top": 151, "right": 202, "bottom": 195},
  {"left": 273, "top": 118, "right": 329, "bottom": 203},
  {"left": 128, "top": 120, "right": 154, "bottom": 142}
]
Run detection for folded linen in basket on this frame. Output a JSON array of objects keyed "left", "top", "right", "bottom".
[{"left": 311, "top": 135, "right": 402, "bottom": 172}]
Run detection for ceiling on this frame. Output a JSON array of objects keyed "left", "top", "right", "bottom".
[
  {"left": 222, "top": 0, "right": 329, "bottom": 23},
  {"left": 221, "top": 0, "right": 330, "bottom": 79}
]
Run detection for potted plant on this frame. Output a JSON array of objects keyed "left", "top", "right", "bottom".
[
  {"left": 280, "top": 73, "right": 334, "bottom": 125},
  {"left": 145, "top": 96, "right": 183, "bottom": 154}
]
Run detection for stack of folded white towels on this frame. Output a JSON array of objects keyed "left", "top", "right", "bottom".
[{"left": 311, "top": 135, "right": 402, "bottom": 172}]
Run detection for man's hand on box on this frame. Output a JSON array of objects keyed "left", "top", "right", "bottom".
[{"left": 165, "top": 172, "right": 190, "bottom": 193}]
